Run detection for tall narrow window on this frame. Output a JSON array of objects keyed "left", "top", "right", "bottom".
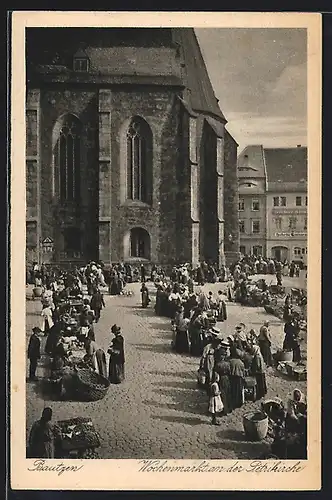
[
  {"left": 54, "top": 115, "right": 81, "bottom": 203},
  {"left": 252, "top": 199, "right": 260, "bottom": 211},
  {"left": 239, "top": 198, "right": 245, "bottom": 211},
  {"left": 252, "top": 220, "right": 260, "bottom": 234},
  {"left": 127, "top": 117, "right": 152, "bottom": 203}
]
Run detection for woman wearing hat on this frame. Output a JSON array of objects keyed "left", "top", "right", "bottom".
[
  {"left": 200, "top": 328, "right": 222, "bottom": 388},
  {"left": 108, "top": 325, "right": 125, "bottom": 384}
]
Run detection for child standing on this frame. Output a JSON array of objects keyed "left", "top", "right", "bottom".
[{"left": 208, "top": 372, "right": 224, "bottom": 425}]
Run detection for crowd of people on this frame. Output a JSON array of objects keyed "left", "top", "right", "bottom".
[
  {"left": 27, "top": 261, "right": 125, "bottom": 390},
  {"left": 27, "top": 255, "right": 306, "bottom": 459}
]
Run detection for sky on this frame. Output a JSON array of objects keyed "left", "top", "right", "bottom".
[{"left": 195, "top": 28, "right": 307, "bottom": 154}]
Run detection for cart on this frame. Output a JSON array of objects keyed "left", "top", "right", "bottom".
[{"left": 55, "top": 417, "right": 101, "bottom": 458}]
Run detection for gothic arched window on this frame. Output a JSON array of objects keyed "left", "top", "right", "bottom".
[
  {"left": 54, "top": 115, "right": 81, "bottom": 203},
  {"left": 127, "top": 117, "right": 152, "bottom": 203}
]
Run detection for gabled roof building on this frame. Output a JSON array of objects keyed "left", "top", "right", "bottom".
[{"left": 26, "top": 28, "right": 240, "bottom": 267}]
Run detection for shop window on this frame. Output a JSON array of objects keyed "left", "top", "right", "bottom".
[
  {"left": 252, "top": 199, "right": 260, "bottom": 211},
  {"left": 127, "top": 117, "right": 152, "bottom": 203},
  {"left": 239, "top": 198, "right": 245, "bottom": 211}
]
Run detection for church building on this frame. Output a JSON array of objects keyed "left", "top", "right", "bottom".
[{"left": 25, "top": 28, "right": 239, "bottom": 267}]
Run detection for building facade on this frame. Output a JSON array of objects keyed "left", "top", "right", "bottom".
[
  {"left": 265, "top": 147, "right": 308, "bottom": 265},
  {"left": 237, "top": 146, "right": 267, "bottom": 256},
  {"left": 26, "top": 28, "right": 239, "bottom": 268},
  {"left": 237, "top": 145, "right": 307, "bottom": 264}
]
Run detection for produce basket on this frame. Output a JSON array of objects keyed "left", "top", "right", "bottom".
[
  {"left": 72, "top": 368, "right": 110, "bottom": 402},
  {"left": 56, "top": 417, "right": 101, "bottom": 456}
]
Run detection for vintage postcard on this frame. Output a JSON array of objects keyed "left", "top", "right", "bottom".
[{"left": 10, "top": 11, "right": 321, "bottom": 491}]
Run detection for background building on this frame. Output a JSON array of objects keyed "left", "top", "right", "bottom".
[
  {"left": 237, "top": 145, "right": 307, "bottom": 264},
  {"left": 265, "top": 146, "right": 307, "bottom": 265},
  {"left": 237, "top": 146, "right": 267, "bottom": 256},
  {"left": 26, "top": 28, "right": 240, "bottom": 268}
]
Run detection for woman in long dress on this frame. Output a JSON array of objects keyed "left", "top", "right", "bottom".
[
  {"left": 251, "top": 345, "right": 268, "bottom": 400},
  {"left": 214, "top": 356, "right": 233, "bottom": 415},
  {"left": 28, "top": 407, "right": 62, "bottom": 458},
  {"left": 229, "top": 353, "right": 246, "bottom": 409},
  {"left": 141, "top": 283, "right": 150, "bottom": 308},
  {"left": 108, "top": 324, "right": 125, "bottom": 384}
]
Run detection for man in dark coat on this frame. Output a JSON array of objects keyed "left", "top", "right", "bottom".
[
  {"left": 90, "top": 287, "right": 105, "bottom": 323},
  {"left": 28, "top": 327, "right": 41, "bottom": 380}
]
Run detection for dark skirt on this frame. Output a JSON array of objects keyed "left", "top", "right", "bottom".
[
  {"left": 217, "top": 302, "right": 227, "bottom": 321},
  {"left": 110, "top": 281, "right": 119, "bottom": 295},
  {"left": 96, "top": 349, "right": 107, "bottom": 378},
  {"left": 141, "top": 291, "right": 149, "bottom": 308},
  {"left": 259, "top": 340, "right": 273, "bottom": 367},
  {"left": 175, "top": 329, "right": 190, "bottom": 354},
  {"left": 229, "top": 375, "right": 244, "bottom": 409},
  {"left": 108, "top": 357, "right": 125, "bottom": 384},
  {"left": 218, "top": 375, "right": 233, "bottom": 415},
  {"left": 255, "top": 373, "right": 267, "bottom": 400}
]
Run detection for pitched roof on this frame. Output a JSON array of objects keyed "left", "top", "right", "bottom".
[
  {"left": 172, "top": 29, "right": 226, "bottom": 122},
  {"left": 237, "top": 145, "right": 265, "bottom": 178},
  {"left": 26, "top": 28, "right": 227, "bottom": 123},
  {"left": 264, "top": 147, "right": 307, "bottom": 183}
]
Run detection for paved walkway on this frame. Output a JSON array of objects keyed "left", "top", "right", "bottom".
[{"left": 25, "top": 279, "right": 306, "bottom": 459}]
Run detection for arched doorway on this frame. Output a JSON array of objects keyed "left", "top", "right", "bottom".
[
  {"left": 129, "top": 228, "right": 151, "bottom": 260},
  {"left": 271, "top": 246, "right": 289, "bottom": 262}
]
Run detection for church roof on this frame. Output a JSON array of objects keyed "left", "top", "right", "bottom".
[
  {"left": 172, "top": 29, "right": 226, "bottom": 122},
  {"left": 26, "top": 28, "right": 227, "bottom": 122}
]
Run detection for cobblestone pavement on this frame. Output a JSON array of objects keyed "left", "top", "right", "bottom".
[{"left": 25, "top": 277, "right": 306, "bottom": 459}]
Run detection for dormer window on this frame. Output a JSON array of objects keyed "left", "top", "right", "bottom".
[
  {"left": 73, "top": 47, "right": 90, "bottom": 72},
  {"left": 73, "top": 57, "right": 89, "bottom": 72}
]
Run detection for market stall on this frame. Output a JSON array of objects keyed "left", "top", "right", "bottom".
[{"left": 55, "top": 416, "right": 101, "bottom": 458}]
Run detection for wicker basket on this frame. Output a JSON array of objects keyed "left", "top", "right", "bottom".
[{"left": 73, "top": 368, "right": 110, "bottom": 402}]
